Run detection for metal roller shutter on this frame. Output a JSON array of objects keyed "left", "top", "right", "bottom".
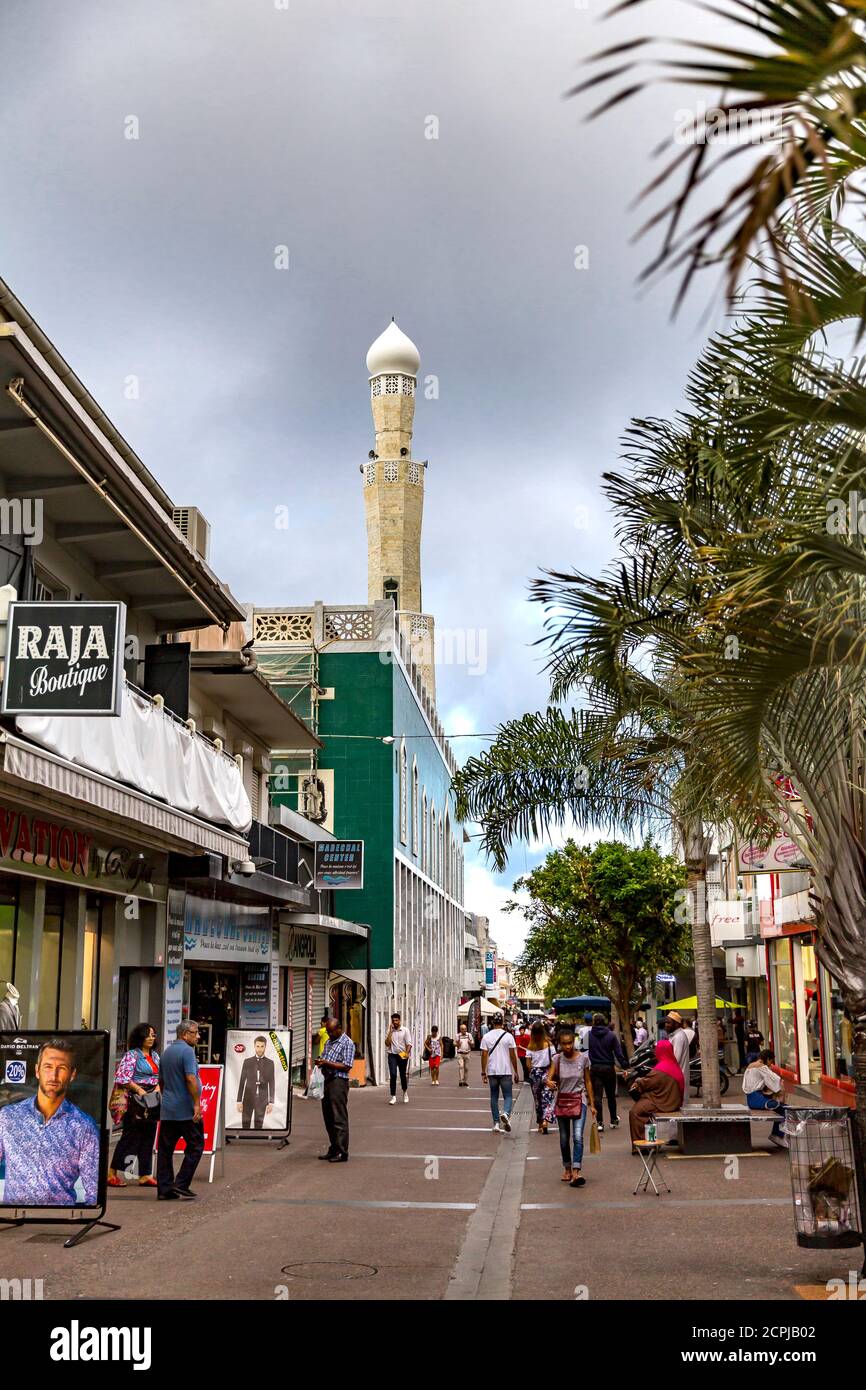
[
  {"left": 291, "top": 972, "right": 307, "bottom": 1075},
  {"left": 310, "top": 970, "right": 328, "bottom": 1033}
]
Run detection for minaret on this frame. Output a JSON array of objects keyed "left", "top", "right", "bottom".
[{"left": 363, "top": 320, "right": 435, "bottom": 696}]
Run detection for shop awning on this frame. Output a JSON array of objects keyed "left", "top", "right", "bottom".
[
  {"left": 457, "top": 997, "right": 502, "bottom": 1017},
  {"left": 280, "top": 912, "right": 368, "bottom": 939},
  {"left": 0, "top": 729, "right": 249, "bottom": 859}
]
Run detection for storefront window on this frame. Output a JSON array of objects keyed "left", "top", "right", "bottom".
[
  {"left": 81, "top": 896, "right": 102, "bottom": 1030},
  {"left": 770, "top": 937, "right": 798, "bottom": 1075},
  {"left": 38, "top": 887, "right": 65, "bottom": 1030},
  {"left": 801, "top": 941, "right": 821, "bottom": 1083},
  {"left": 0, "top": 879, "right": 19, "bottom": 987},
  {"left": 820, "top": 965, "right": 855, "bottom": 1080}
]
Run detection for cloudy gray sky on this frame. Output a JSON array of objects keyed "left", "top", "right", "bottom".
[{"left": 2, "top": 0, "right": 730, "bottom": 955}]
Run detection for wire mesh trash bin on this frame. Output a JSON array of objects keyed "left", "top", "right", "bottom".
[{"left": 786, "top": 1107, "right": 863, "bottom": 1249}]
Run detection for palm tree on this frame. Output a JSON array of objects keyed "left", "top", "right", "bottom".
[
  {"left": 572, "top": 0, "right": 866, "bottom": 306},
  {"left": 454, "top": 566, "right": 731, "bottom": 1105},
  {"left": 587, "top": 312, "right": 866, "bottom": 1172}
]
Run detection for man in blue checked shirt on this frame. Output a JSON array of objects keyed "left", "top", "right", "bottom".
[
  {"left": 316, "top": 1016, "right": 356, "bottom": 1163},
  {"left": 0, "top": 1038, "right": 100, "bottom": 1206}
]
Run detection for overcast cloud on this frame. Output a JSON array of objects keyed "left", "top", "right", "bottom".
[{"left": 1, "top": 0, "right": 730, "bottom": 958}]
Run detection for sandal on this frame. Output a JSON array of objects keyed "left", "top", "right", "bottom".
[
  {"left": 561, "top": 1169, "right": 573, "bottom": 1183},
  {"left": 107, "top": 1174, "right": 126, "bottom": 1187},
  {"left": 138, "top": 1176, "right": 157, "bottom": 1187}
]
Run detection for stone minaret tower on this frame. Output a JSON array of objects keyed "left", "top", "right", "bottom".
[{"left": 363, "top": 320, "right": 435, "bottom": 697}]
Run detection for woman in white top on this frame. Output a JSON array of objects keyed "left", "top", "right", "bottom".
[
  {"left": 742, "top": 1049, "right": 787, "bottom": 1147},
  {"left": 526, "top": 1020, "right": 557, "bottom": 1133}
]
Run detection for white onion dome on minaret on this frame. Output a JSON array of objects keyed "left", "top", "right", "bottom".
[{"left": 366, "top": 319, "right": 421, "bottom": 378}]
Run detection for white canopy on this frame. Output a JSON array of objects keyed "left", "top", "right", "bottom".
[{"left": 457, "top": 997, "right": 502, "bottom": 1017}]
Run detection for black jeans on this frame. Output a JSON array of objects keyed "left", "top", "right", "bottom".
[
  {"left": 590, "top": 1064, "right": 618, "bottom": 1125},
  {"left": 156, "top": 1119, "right": 205, "bottom": 1195},
  {"left": 388, "top": 1053, "right": 409, "bottom": 1096},
  {"left": 322, "top": 1076, "right": 350, "bottom": 1157},
  {"left": 112, "top": 1108, "right": 158, "bottom": 1178}
]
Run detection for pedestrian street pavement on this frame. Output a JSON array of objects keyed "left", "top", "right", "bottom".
[{"left": 0, "top": 1057, "right": 855, "bottom": 1302}]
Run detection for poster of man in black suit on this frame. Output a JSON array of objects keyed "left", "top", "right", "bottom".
[{"left": 235, "top": 1036, "right": 274, "bottom": 1129}]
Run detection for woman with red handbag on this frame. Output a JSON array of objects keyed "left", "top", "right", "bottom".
[
  {"left": 108, "top": 1023, "right": 161, "bottom": 1186},
  {"left": 547, "top": 1025, "right": 595, "bottom": 1188}
]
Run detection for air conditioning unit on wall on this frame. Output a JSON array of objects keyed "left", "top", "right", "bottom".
[{"left": 172, "top": 507, "right": 211, "bottom": 562}]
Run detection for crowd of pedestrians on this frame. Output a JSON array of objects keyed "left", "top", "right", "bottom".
[{"left": 109, "top": 1006, "right": 779, "bottom": 1195}]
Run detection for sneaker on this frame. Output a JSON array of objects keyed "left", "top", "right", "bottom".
[
  {"left": 610, "top": 1121, "right": 619, "bottom": 1129},
  {"left": 597, "top": 1124, "right": 605, "bottom": 1133},
  {"left": 492, "top": 1123, "right": 501, "bottom": 1132},
  {"left": 500, "top": 1113, "right": 512, "bottom": 1132},
  {"left": 403, "top": 1093, "right": 409, "bottom": 1104},
  {"left": 389, "top": 1096, "right": 397, "bottom": 1105}
]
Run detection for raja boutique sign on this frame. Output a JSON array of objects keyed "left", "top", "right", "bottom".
[
  {"left": 314, "top": 839, "right": 364, "bottom": 889},
  {"left": 0, "top": 800, "right": 165, "bottom": 900},
  {"left": 2, "top": 601, "right": 126, "bottom": 716},
  {"left": 183, "top": 894, "right": 271, "bottom": 961}
]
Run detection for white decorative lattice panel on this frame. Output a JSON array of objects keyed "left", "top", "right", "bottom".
[
  {"left": 384, "top": 462, "right": 399, "bottom": 482},
  {"left": 254, "top": 611, "right": 313, "bottom": 643},
  {"left": 324, "top": 609, "right": 374, "bottom": 641}
]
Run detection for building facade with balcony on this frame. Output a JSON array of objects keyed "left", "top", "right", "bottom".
[
  {"left": 254, "top": 599, "right": 465, "bottom": 1085},
  {"left": 0, "top": 276, "right": 357, "bottom": 1082}
]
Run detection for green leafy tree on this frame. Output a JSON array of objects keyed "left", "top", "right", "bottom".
[{"left": 508, "top": 841, "right": 689, "bottom": 1053}]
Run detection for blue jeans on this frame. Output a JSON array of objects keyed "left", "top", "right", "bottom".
[
  {"left": 747, "top": 1090, "right": 786, "bottom": 1138},
  {"left": 557, "top": 1106, "right": 589, "bottom": 1169},
  {"left": 487, "top": 1073, "right": 513, "bottom": 1123}
]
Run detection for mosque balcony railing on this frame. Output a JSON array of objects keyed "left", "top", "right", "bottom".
[{"left": 252, "top": 604, "right": 456, "bottom": 775}]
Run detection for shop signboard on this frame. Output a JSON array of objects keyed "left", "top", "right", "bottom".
[
  {"left": 485, "top": 951, "right": 496, "bottom": 988},
  {"left": 183, "top": 895, "right": 271, "bottom": 962},
  {"left": 163, "top": 889, "right": 186, "bottom": 1045},
  {"left": 0, "top": 1030, "right": 109, "bottom": 1210},
  {"left": 239, "top": 964, "right": 271, "bottom": 1029},
  {"left": 169, "top": 1064, "right": 223, "bottom": 1183},
  {"left": 277, "top": 925, "right": 329, "bottom": 971},
  {"left": 224, "top": 1029, "right": 292, "bottom": 1139},
  {"left": 0, "top": 799, "right": 166, "bottom": 900},
  {"left": 725, "top": 945, "right": 765, "bottom": 978},
  {"left": 737, "top": 791, "right": 812, "bottom": 874},
  {"left": 314, "top": 839, "right": 364, "bottom": 889},
  {"left": 1, "top": 601, "right": 126, "bottom": 716}
]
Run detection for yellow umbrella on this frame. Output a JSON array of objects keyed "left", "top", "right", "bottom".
[{"left": 659, "top": 995, "right": 739, "bottom": 1011}]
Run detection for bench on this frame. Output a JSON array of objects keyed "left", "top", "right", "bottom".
[{"left": 665, "top": 1104, "right": 776, "bottom": 1155}]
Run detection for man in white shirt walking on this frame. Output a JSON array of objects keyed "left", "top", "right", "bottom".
[
  {"left": 480, "top": 1015, "right": 520, "bottom": 1132},
  {"left": 456, "top": 1024, "right": 473, "bottom": 1087},
  {"left": 385, "top": 1012, "right": 413, "bottom": 1104},
  {"left": 664, "top": 1012, "right": 691, "bottom": 1076}
]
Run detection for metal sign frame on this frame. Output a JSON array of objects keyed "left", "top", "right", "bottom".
[{"left": 1, "top": 600, "right": 126, "bottom": 717}]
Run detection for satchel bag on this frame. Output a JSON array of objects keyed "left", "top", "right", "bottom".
[{"left": 133, "top": 1089, "right": 161, "bottom": 1117}]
